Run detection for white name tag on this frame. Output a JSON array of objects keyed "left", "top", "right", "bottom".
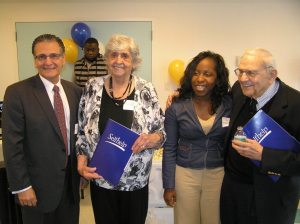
[
  {"left": 222, "top": 117, "right": 230, "bottom": 127},
  {"left": 74, "top": 123, "right": 78, "bottom": 134},
  {"left": 123, "top": 100, "right": 136, "bottom": 111}
]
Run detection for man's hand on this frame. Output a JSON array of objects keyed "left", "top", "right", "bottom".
[
  {"left": 163, "top": 188, "right": 176, "bottom": 207},
  {"left": 18, "top": 188, "right": 37, "bottom": 207},
  {"left": 165, "top": 91, "right": 179, "bottom": 109},
  {"left": 232, "top": 138, "right": 263, "bottom": 161}
]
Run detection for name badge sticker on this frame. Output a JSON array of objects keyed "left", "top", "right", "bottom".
[
  {"left": 222, "top": 117, "right": 230, "bottom": 127},
  {"left": 123, "top": 100, "right": 136, "bottom": 111},
  {"left": 74, "top": 123, "right": 78, "bottom": 134}
]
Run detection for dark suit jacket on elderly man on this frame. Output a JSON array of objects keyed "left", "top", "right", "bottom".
[{"left": 221, "top": 79, "right": 300, "bottom": 224}]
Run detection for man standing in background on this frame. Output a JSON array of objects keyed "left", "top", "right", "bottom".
[
  {"left": 74, "top": 37, "right": 107, "bottom": 88},
  {"left": 3, "top": 34, "right": 81, "bottom": 224}
]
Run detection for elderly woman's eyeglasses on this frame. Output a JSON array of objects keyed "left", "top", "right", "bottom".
[
  {"left": 109, "top": 52, "right": 131, "bottom": 61},
  {"left": 234, "top": 67, "right": 272, "bottom": 78},
  {"left": 34, "top": 53, "right": 62, "bottom": 62}
]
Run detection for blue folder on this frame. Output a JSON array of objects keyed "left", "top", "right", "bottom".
[
  {"left": 89, "top": 119, "right": 139, "bottom": 186},
  {"left": 243, "top": 110, "right": 300, "bottom": 182}
]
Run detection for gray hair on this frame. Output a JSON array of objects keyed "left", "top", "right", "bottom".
[
  {"left": 241, "top": 48, "right": 276, "bottom": 71},
  {"left": 104, "top": 34, "right": 142, "bottom": 69}
]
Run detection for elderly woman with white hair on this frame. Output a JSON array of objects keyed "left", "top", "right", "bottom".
[{"left": 75, "top": 34, "right": 165, "bottom": 224}]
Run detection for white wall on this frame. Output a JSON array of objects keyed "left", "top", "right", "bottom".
[{"left": 1, "top": 1, "right": 300, "bottom": 109}]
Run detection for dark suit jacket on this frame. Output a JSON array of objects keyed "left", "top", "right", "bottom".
[
  {"left": 2, "top": 75, "right": 82, "bottom": 212},
  {"left": 226, "top": 79, "right": 300, "bottom": 224}
]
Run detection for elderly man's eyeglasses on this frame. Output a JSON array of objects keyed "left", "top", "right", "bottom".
[
  {"left": 234, "top": 67, "right": 272, "bottom": 78},
  {"left": 34, "top": 53, "right": 62, "bottom": 62}
]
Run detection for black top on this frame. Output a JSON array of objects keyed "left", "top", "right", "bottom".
[
  {"left": 226, "top": 97, "right": 275, "bottom": 183},
  {"left": 98, "top": 87, "right": 135, "bottom": 135}
]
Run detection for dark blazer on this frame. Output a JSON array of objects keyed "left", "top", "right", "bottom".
[
  {"left": 226, "top": 79, "right": 300, "bottom": 224},
  {"left": 2, "top": 75, "right": 82, "bottom": 212}
]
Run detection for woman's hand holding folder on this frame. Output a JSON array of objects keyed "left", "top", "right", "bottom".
[{"left": 77, "top": 155, "right": 102, "bottom": 180}]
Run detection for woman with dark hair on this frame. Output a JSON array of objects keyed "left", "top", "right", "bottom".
[{"left": 162, "top": 51, "right": 232, "bottom": 224}]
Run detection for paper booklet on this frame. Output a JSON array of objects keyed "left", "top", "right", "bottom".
[
  {"left": 89, "top": 119, "right": 139, "bottom": 186},
  {"left": 243, "top": 110, "right": 300, "bottom": 182}
]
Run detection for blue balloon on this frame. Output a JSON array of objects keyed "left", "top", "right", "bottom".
[{"left": 71, "top": 22, "right": 91, "bottom": 48}]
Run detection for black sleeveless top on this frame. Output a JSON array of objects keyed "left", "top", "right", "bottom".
[{"left": 98, "top": 87, "right": 135, "bottom": 135}]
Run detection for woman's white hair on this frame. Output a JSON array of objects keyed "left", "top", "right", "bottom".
[{"left": 104, "top": 34, "right": 142, "bottom": 69}]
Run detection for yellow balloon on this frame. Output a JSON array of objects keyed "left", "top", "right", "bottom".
[
  {"left": 168, "top": 59, "right": 185, "bottom": 85},
  {"left": 62, "top": 38, "right": 78, "bottom": 63}
]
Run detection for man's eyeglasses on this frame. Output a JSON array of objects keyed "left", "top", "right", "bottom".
[
  {"left": 234, "top": 67, "right": 272, "bottom": 78},
  {"left": 34, "top": 53, "right": 62, "bottom": 62}
]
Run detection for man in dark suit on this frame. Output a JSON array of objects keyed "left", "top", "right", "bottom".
[
  {"left": 2, "top": 34, "right": 82, "bottom": 224},
  {"left": 220, "top": 48, "right": 300, "bottom": 224}
]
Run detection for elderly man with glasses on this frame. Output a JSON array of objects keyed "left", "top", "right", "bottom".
[{"left": 220, "top": 48, "right": 300, "bottom": 224}]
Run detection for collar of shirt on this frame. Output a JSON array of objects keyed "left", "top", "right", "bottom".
[
  {"left": 39, "top": 74, "right": 71, "bottom": 155},
  {"left": 83, "top": 55, "right": 100, "bottom": 65},
  {"left": 39, "top": 74, "right": 63, "bottom": 98},
  {"left": 256, "top": 80, "right": 279, "bottom": 110}
]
